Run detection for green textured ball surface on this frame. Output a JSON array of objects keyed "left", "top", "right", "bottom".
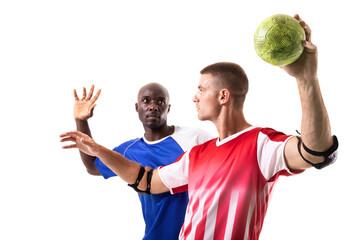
[{"left": 254, "top": 14, "right": 305, "bottom": 66}]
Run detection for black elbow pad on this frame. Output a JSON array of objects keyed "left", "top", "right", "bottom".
[
  {"left": 128, "top": 166, "right": 153, "bottom": 195},
  {"left": 297, "top": 135, "right": 338, "bottom": 170}
]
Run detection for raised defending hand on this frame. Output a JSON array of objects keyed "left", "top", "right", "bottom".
[
  {"left": 73, "top": 85, "right": 101, "bottom": 120},
  {"left": 281, "top": 14, "right": 318, "bottom": 82},
  {"left": 60, "top": 131, "right": 101, "bottom": 156}
]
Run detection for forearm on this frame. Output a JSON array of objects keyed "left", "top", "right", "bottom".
[
  {"left": 76, "top": 119, "right": 92, "bottom": 137},
  {"left": 96, "top": 145, "right": 143, "bottom": 184},
  {"left": 75, "top": 119, "right": 99, "bottom": 175},
  {"left": 95, "top": 145, "right": 168, "bottom": 193},
  {"left": 283, "top": 16, "right": 337, "bottom": 170},
  {"left": 297, "top": 77, "right": 333, "bottom": 151}
]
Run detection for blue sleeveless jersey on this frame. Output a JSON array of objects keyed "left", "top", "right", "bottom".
[{"left": 95, "top": 126, "right": 212, "bottom": 240}]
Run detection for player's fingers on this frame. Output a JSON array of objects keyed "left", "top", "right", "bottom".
[
  {"left": 91, "top": 89, "right": 101, "bottom": 102},
  {"left": 90, "top": 103, "right": 97, "bottom": 111},
  {"left": 73, "top": 89, "right": 79, "bottom": 101},
  {"left": 59, "top": 131, "right": 81, "bottom": 138},
  {"left": 87, "top": 84, "right": 95, "bottom": 100},
  {"left": 293, "top": 14, "right": 301, "bottom": 22},
  {"left": 60, "top": 136, "right": 76, "bottom": 143},
  {"left": 62, "top": 144, "right": 77, "bottom": 149},
  {"left": 59, "top": 132, "right": 69, "bottom": 138},
  {"left": 294, "top": 14, "right": 311, "bottom": 42},
  {"left": 302, "top": 22, "right": 311, "bottom": 42},
  {"left": 81, "top": 87, "right": 87, "bottom": 100},
  {"left": 302, "top": 40, "right": 317, "bottom": 53}
]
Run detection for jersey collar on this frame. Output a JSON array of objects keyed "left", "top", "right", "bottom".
[
  {"left": 216, "top": 126, "right": 256, "bottom": 147},
  {"left": 142, "top": 126, "right": 178, "bottom": 145}
]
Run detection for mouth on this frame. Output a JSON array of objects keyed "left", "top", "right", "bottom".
[{"left": 146, "top": 114, "right": 160, "bottom": 119}]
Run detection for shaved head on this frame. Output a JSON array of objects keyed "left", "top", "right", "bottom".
[{"left": 137, "top": 82, "right": 170, "bottom": 104}]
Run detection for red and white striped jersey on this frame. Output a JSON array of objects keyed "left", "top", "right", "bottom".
[{"left": 158, "top": 126, "right": 302, "bottom": 240}]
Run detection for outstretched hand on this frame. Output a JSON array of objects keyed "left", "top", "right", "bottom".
[
  {"left": 281, "top": 14, "right": 318, "bottom": 82},
  {"left": 73, "top": 85, "right": 101, "bottom": 120},
  {"left": 60, "top": 131, "right": 101, "bottom": 157}
]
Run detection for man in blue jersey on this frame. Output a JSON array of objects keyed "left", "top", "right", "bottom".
[{"left": 73, "top": 83, "right": 212, "bottom": 240}]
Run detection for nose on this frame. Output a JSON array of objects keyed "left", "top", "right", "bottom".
[
  {"left": 149, "top": 102, "right": 159, "bottom": 112},
  {"left": 192, "top": 93, "right": 199, "bottom": 103}
]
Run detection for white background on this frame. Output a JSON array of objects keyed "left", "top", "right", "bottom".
[{"left": 1, "top": 0, "right": 358, "bottom": 239}]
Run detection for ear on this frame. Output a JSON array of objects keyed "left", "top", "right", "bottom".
[
  {"left": 168, "top": 104, "right": 171, "bottom": 113},
  {"left": 135, "top": 103, "right": 138, "bottom": 112},
  {"left": 218, "top": 89, "right": 230, "bottom": 105}
]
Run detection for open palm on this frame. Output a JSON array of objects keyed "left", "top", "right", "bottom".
[
  {"left": 73, "top": 85, "right": 101, "bottom": 120},
  {"left": 60, "top": 131, "right": 100, "bottom": 156}
]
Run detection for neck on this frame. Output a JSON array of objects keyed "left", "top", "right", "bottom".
[
  {"left": 213, "top": 107, "right": 251, "bottom": 141},
  {"left": 144, "top": 124, "right": 174, "bottom": 141}
]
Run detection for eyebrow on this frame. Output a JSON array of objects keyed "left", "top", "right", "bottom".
[{"left": 141, "top": 96, "right": 167, "bottom": 101}]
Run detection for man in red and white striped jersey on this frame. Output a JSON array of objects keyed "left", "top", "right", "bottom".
[{"left": 61, "top": 14, "right": 338, "bottom": 240}]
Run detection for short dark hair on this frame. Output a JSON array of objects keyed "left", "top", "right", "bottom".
[{"left": 200, "top": 62, "right": 248, "bottom": 106}]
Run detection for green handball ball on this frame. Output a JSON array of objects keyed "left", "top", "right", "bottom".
[{"left": 254, "top": 14, "right": 305, "bottom": 66}]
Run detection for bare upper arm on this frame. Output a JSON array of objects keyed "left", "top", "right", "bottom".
[{"left": 150, "top": 169, "right": 170, "bottom": 194}]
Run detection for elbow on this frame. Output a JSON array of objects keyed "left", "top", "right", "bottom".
[
  {"left": 298, "top": 135, "right": 339, "bottom": 170},
  {"left": 86, "top": 167, "right": 101, "bottom": 176}
]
